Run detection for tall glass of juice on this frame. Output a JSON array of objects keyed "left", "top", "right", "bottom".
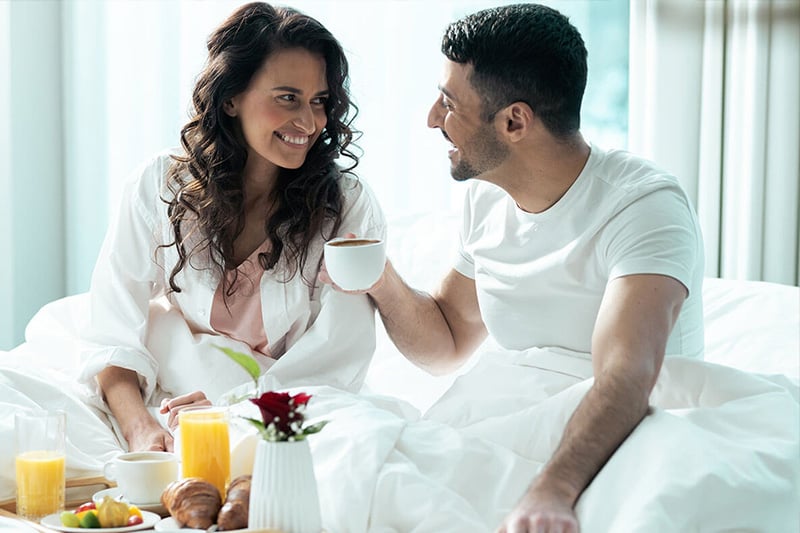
[
  {"left": 15, "top": 410, "right": 66, "bottom": 521},
  {"left": 179, "top": 406, "right": 230, "bottom": 499}
]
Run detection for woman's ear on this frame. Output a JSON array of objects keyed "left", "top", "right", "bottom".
[
  {"left": 496, "top": 102, "right": 533, "bottom": 142},
  {"left": 223, "top": 98, "right": 238, "bottom": 117}
]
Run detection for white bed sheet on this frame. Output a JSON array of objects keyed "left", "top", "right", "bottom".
[{"left": 0, "top": 211, "right": 797, "bottom": 531}]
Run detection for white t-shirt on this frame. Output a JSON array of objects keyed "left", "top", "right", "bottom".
[{"left": 455, "top": 144, "right": 705, "bottom": 358}]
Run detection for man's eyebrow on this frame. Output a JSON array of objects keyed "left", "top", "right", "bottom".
[
  {"left": 438, "top": 85, "right": 457, "bottom": 102},
  {"left": 271, "top": 86, "right": 330, "bottom": 97}
]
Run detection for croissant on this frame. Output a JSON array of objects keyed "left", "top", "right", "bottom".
[
  {"left": 161, "top": 478, "right": 222, "bottom": 530},
  {"left": 217, "top": 475, "right": 251, "bottom": 530}
]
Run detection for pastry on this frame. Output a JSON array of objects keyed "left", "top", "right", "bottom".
[
  {"left": 161, "top": 478, "right": 222, "bottom": 530},
  {"left": 217, "top": 475, "right": 251, "bottom": 530}
]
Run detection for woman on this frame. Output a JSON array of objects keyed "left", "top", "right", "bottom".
[{"left": 79, "top": 2, "right": 385, "bottom": 453}]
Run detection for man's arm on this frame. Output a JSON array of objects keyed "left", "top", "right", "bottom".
[
  {"left": 367, "top": 261, "right": 488, "bottom": 375},
  {"left": 498, "top": 273, "right": 687, "bottom": 533}
]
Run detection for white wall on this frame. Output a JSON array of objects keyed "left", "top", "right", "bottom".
[
  {"left": 0, "top": 1, "right": 65, "bottom": 349},
  {"left": 0, "top": 0, "right": 12, "bottom": 347}
]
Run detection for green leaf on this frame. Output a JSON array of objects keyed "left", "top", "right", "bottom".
[
  {"left": 302, "top": 420, "right": 329, "bottom": 436},
  {"left": 243, "top": 417, "right": 266, "bottom": 431},
  {"left": 215, "top": 345, "right": 261, "bottom": 382}
]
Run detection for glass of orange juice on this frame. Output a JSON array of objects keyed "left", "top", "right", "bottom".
[
  {"left": 179, "top": 406, "right": 230, "bottom": 499},
  {"left": 14, "top": 410, "right": 66, "bottom": 521}
]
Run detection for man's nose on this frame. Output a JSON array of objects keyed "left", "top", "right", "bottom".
[{"left": 427, "top": 96, "right": 444, "bottom": 129}]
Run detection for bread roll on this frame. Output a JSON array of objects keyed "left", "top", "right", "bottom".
[
  {"left": 161, "top": 478, "right": 222, "bottom": 530},
  {"left": 217, "top": 475, "right": 251, "bottom": 530}
]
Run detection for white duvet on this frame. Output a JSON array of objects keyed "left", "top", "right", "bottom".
[
  {"left": 1, "top": 290, "right": 799, "bottom": 532},
  {"left": 294, "top": 350, "right": 799, "bottom": 533}
]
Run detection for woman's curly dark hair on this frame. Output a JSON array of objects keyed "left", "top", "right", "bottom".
[{"left": 162, "top": 2, "right": 357, "bottom": 296}]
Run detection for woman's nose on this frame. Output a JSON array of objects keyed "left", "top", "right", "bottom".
[{"left": 292, "top": 104, "right": 316, "bottom": 134}]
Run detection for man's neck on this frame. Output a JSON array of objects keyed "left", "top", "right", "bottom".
[{"left": 499, "top": 134, "right": 591, "bottom": 214}]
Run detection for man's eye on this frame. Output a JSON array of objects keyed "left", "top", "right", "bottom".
[{"left": 441, "top": 98, "right": 453, "bottom": 110}]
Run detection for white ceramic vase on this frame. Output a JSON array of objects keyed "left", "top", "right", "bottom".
[{"left": 248, "top": 439, "right": 322, "bottom": 533}]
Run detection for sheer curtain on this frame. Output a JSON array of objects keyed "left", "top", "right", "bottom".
[
  {"left": 629, "top": 0, "right": 800, "bottom": 286},
  {"left": 0, "top": 0, "right": 628, "bottom": 349}
]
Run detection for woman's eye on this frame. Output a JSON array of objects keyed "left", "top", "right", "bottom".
[
  {"left": 311, "top": 97, "right": 328, "bottom": 106},
  {"left": 278, "top": 94, "right": 296, "bottom": 102}
]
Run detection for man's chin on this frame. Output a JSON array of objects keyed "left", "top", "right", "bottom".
[{"left": 451, "top": 162, "right": 479, "bottom": 182}]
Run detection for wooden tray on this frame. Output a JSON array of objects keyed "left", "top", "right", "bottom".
[{"left": 0, "top": 475, "right": 115, "bottom": 515}]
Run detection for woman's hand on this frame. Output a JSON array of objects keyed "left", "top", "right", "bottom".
[
  {"left": 98, "top": 366, "right": 178, "bottom": 453},
  {"left": 159, "top": 391, "right": 212, "bottom": 431},
  {"left": 126, "top": 420, "right": 175, "bottom": 452}
]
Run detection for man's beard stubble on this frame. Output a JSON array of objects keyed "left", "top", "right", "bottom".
[{"left": 450, "top": 123, "right": 509, "bottom": 182}]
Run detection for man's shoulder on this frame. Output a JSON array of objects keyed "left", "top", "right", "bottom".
[{"left": 589, "top": 146, "right": 680, "bottom": 193}]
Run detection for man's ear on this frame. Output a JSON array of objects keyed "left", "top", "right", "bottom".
[
  {"left": 496, "top": 102, "right": 533, "bottom": 142},
  {"left": 223, "top": 98, "right": 238, "bottom": 118}
]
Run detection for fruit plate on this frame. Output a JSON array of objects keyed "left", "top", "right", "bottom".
[
  {"left": 93, "top": 487, "right": 168, "bottom": 517},
  {"left": 39, "top": 510, "right": 160, "bottom": 532}
]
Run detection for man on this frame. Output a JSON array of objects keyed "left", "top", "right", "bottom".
[{"left": 322, "top": 4, "right": 704, "bottom": 532}]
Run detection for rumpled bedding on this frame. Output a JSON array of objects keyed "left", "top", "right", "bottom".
[
  {"left": 1, "top": 296, "right": 798, "bottom": 532},
  {"left": 289, "top": 350, "right": 799, "bottom": 532}
]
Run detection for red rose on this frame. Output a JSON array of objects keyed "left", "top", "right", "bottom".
[
  {"left": 292, "top": 393, "right": 312, "bottom": 406},
  {"left": 250, "top": 391, "right": 308, "bottom": 435}
]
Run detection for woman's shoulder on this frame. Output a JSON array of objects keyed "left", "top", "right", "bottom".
[
  {"left": 337, "top": 171, "right": 380, "bottom": 208},
  {"left": 336, "top": 171, "right": 387, "bottom": 235},
  {"left": 118, "top": 148, "right": 185, "bottom": 225},
  {"left": 125, "top": 148, "right": 184, "bottom": 197}
]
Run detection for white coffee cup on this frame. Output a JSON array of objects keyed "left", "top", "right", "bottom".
[
  {"left": 324, "top": 237, "right": 386, "bottom": 291},
  {"left": 103, "top": 451, "right": 178, "bottom": 504}
]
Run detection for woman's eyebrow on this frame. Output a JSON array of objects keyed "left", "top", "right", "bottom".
[{"left": 271, "top": 86, "right": 330, "bottom": 97}]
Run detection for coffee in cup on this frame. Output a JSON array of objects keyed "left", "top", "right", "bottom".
[
  {"left": 324, "top": 237, "right": 386, "bottom": 291},
  {"left": 103, "top": 451, "right": 178, "bottom": 504}
]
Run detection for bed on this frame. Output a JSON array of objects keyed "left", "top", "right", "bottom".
[{"left": 1, "top": 212, "right": 798, "bottom": 532}]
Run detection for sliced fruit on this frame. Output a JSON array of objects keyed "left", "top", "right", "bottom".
[
  {"left": 75, "top": 501, "right": 96, "bottom": 513},
  {"left": 59, "top": 511, "right": 80, "bottom": 528},
  {"left": 97, "top": 495, "right": 129, "bottom": 528},
  {"left": 78, "top": 509, "right": 101, "bottom": 529}
]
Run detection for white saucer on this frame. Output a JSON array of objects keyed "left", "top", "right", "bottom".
[
  {"left": 40, "top": 510, "right": 160, "bottom": 532},
  {"left": 93, "top": 487, "right": 168, "bottom": 516},
  {"left": 153, "top": 517, "right": 206, "bottom": 532},
  {"left": 0, "top": 516, "right": 38, "bottom": 533}
]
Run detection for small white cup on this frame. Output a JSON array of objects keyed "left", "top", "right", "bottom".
[
  {"left": 103, "top": 451, "right": 178, "bottom": 504},
  {"left": 324, "top": 237, "right": 386, "bottom": 291}
]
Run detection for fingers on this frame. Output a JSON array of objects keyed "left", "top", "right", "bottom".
[
  {"left": 163, "top": 432, "right": 175, "bottom": 453},
  {"left": 318, "top": 267, "right": 334, "bottom": 286},
  {"left": 317, "top": 268, "right": 371, "bottom": 294},
  {"left": 161, "top": 391, "right": 212, "bottom": 430},
  {"left": 142, "top": 429, "right": 175, "bottom": 453}
]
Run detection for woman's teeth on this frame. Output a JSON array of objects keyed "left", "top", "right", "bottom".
[{"left": 276, "top": 132, "right": 309, "bottom": 145}]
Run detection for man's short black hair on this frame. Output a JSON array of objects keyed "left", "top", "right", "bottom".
[{"left": 442, "top": 3, "right": 588, "bottom": 138}]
